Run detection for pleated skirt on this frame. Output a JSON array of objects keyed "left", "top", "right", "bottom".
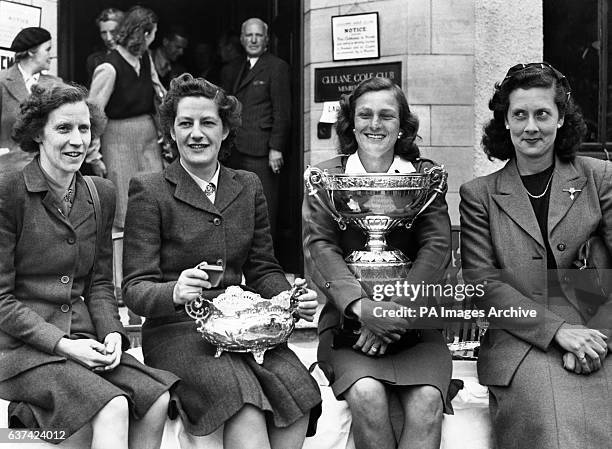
[
  {"left": 101, "top": 115, "right": 163, "bottom": 228},
  {"left": 0, "top": 352, "right": 179, "bottom": 442},
  {"left": 141, "top": 319, "right": 322, "bottom": 436}
]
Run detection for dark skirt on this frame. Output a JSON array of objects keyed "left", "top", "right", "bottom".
[
  {"left": 0, "top": 352, "right": 178, "bottom": 442},
  {"left": 142, "top": 319, "right": 322, "bottom": 436},
  {"left": 318, "top": 328, "right": 453, "bottom": 413}
]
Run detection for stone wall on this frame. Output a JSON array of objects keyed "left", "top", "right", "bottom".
[{"left": 303, "top": 0, "right": 542, "bottom": 224}]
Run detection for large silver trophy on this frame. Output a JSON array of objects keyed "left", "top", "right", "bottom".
[{"left": 304, "top": 165, "right": 447, "bottom": 296}]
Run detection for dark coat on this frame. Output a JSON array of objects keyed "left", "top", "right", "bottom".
[
  {"left": 121, "top": 160, "right": 290, "bottom": 320},
  {"left": 0, "top": 64, "right": 60, "bottom": 172},
  {"left": 0, "top": 159, "right": 126, "bottom": 382},
  {"left": 460, "top": 156, "right": 612, "bottom": 386},
  {"left": 302, "top": 155, "right": 453, "bottom": 335},
  {"left": 226, "top": 52, "right": 291, "bottom": 157}
]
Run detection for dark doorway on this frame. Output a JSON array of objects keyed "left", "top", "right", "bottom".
[{"left": 58, "top": 0, "right": 304, "bottom": 273}]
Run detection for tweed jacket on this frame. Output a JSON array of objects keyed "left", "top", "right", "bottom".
[
  {"left": 0, "top": 159, "right": 126, "bottom": 382},
  {"left": 0, "top": 65, "right": 60, "bottom": 172},
  {"left": 227, "top": 52, "right": 291, "bottom": 157},
  {"left": 460, "top": 156, "right": 612, "bottom": 386},
  {"left": 121, "top": 161, "right": 290, "bottom": 321},
  {"left": 302, "top": 155, "right": 452, "bottom": 335}
]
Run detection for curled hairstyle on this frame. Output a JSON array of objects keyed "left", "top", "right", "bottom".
[
  {"left": 12, "top": 82, "right": 105, "bottom": 153},
  {"left": 482, "top": 63, "right": 586, "bottom": 161},
  {"left": 159, "top": 73, "right": 242, "bottom": 160},
  {"left": 96, "top": 8, "right": 124, "bottom": 26},
  {"left": 336, "top": 77, "right": 420, "bottom": 160},
  {"left": 115, "top": 6, "right": 157, "bottom": 56}
]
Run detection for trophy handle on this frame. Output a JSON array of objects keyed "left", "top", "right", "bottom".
[
  {"left": 288, "top": 277, "right": 308, "bottom": 322},
  {"left": 304, "top": 166, "right": 347, "bottom": 230},
  {"left": 185, "top": 295, "right": 214, "bottom": 320},
  {"left": 404, "top": 165, "right": 448, "bottom": 229}
]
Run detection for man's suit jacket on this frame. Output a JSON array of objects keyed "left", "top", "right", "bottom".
[
  {"left": 0, "top": 65, "right": 59, "bottom": 172},
  {"left": 121, "top": 161, "right": 290, "bottom": 320},
  {"left": 228, "top": 52, "right": 291, "bottom": 157},
  {"left": 460, "top": 156, "right": 612, "bottom": 386},
  {"left": 0, "top": 160, "right": 125, "bottom": 382}
]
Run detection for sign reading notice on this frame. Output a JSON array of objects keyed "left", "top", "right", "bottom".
[
  {"left": 314, "top": 62, "right": 401, "bottom": 102},
  {"left": 332, "top": 12, "right": 379, "bottom": 61},
  {"left": 0, "top": 1, "right": 42, "bottom": 49}
]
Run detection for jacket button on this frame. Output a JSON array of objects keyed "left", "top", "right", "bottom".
[
  {"left": 60, "top": 304, "right": 70, "bottom": 313},
  {"left": 325, "top": 282, "right": 331, "bottom": 288},
  {"left": 67, "top": 237, "right": 76, "bottom": 244},
  {"left": 60, "top": 275, "right": 70, "bottom": 284},
  {"left": 557, "top": 243, "right": 566, "bottom": 251},
  {"left": 213, "top": 217, "right": 222, "bottom": 226},
  {"left": 562, "top": 275, "right": 570, "bottom": 283},
  {"left": 216, "top": 259, "right": 223, "bottom": 266}
]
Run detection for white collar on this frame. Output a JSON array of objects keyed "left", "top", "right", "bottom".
[
  {"left": 247, "top": 56, "right": 259, "bottom": 68},
  {"left": 180, "top": 161, "right": 221, "bottom": 203},
  {"left": 17, "top": 63, "right": 40, "bottom": 90},
  {"left": 344, "top": 153, "right": 416, "bottom": 174}
]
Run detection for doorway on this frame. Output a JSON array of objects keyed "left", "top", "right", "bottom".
[{"left": 58, "top": 0, "right": 305, "bottom": 273}]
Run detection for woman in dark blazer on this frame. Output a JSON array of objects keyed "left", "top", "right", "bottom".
[
  {"left": 302, "top": 77, "right": 452, "bottom": 449},
  {"left": 122, "top": 74, "right": 321, "bottom": 449},
  {"left": 460, "top": 63, "right": 611, "bottom": 449},
  {"left": 0, "top": 82, "right": 177, "bottom": 448}
]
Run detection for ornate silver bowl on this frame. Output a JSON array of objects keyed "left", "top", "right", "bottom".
[{"left": 185, "top": 282, "right": 305, "bottom": 364}]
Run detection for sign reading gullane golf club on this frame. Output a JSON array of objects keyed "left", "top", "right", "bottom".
[{"left": 314, "top": 62, "right": 401, "bottom": 102}]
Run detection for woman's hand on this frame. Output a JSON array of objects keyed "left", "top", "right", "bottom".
[
  {"left": 351, "top": 298, "right": 408, "bottom": 343},
  {"left": 54, "top": 338, "right": 114, "bottom": 370},
  {"left": 101, "top": 332, "right": 123, "bottom": 371},
  {"left": 353, "top": 327, "right": 388, "bottom": 357},
  {"left": 554, "top": 323, "right": 608, "bottom": 374},
  {"left": 173, "top": 267, "right": 211, "bottom": 305},
  {"left": 296, "top": 288, "right": 318, "bottom": 321}
]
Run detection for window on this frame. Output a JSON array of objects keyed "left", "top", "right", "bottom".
[{"left": 544, "top": 0, "right": 611, "bottom": 159}]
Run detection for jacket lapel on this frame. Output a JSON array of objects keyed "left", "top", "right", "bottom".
[
  {"left": 235, "top": 53, "right": 267, "bottom": 92},
  {"left": 69, "top": 175, "right": 94, "bottom": 229},
  {"left": 215, "top": 165, "right": 244, "bottom": 212},
  {"left": 548, "top": 158, "right": 586, "bottom": 234},
  {"left": 165, "top": 161, "right": 219, "bottom": 215},
  {"left": 491, "top": 159, "right": 545, "bottom": 247},
  {"left": 4, "top": 65, "right": 29, "bottom": 103},
  {"left": 22, "top": 158, "right": 70, "bottom": 225}
]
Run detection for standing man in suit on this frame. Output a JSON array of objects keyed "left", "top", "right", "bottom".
[{"left": 225, "top": 18, "right": 291, "bottom": 244}]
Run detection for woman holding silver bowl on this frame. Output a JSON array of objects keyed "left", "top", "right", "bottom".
[
  {"left": 122, "top": 74, "right": 321, "bottom": 449},
  {"left": 303, "top": 76, "right": 453, "bottom": 449}
]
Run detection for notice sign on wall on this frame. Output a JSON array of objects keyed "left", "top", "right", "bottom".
[
  {"left": 0, "top": 1, "right": 42, "bottom": 49},
  {"left": 314, "top": 62, "right": 401, "bottom": 102},
  {"left": 332, "top": 12, "right": 379, "bottom": 61},
  {"left": 0, "top": 49, "right": 15, "bottom": 69}
]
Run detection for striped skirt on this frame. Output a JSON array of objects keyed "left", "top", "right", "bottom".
[{"left": 101, "top": 115, "right": 163, "bottom": 228}]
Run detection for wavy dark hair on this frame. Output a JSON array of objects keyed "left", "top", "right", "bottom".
[
  {"left": 159, "top": 73, "right": 242, "bottom": 160},
  {"left": 335, "top": 76, "right": 420, "bottom": 160},
  {"left": 12, "top": 82, "right": 105, "bottom": 153},
  {"left": 115, "top": 6, "right": 157, "bottom": 56},
  {"left": 482, "top": 63, "right": 586, "bottom": 161}
]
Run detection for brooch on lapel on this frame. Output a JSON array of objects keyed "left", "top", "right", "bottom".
[{"left": 562, "top": 187, "right": 581, "bottom": 201}]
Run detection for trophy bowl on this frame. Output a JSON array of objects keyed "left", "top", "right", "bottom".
[
  {"left": 185, "top": 283, "right": 304, "bottom": 364},
  {"left": 304, "top": 165, "right": 447, "bottom": 296}
]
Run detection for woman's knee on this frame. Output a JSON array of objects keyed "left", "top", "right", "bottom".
[
  {"left": 345, "top": 378, "right": 388, "bottom": 415},
  {"left": 95, "top": 395, "right": 129, "bottom": 424},
  {"left": 402, "top": 386, "right": 443, "bottom": 421}
]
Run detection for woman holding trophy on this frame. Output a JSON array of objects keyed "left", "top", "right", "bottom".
[
  {"left": 122, "top": 74, "right": 321, "bottom": 449},
  {"left": 303, "top": 76, "right": 452, "bottom": 449}
]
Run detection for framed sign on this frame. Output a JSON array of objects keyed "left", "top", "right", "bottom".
[
  {"left": 332, "top": 12, "right": 379, "bottom": 61},
  {"left": 0, "top": 48, "right": 15, "bottom": 70},
  {"left": 0, "top": 0, "right": 42, "bottom": 49},
  {"left": 314, "top": 62, "right": 401, "bottom": 102}
]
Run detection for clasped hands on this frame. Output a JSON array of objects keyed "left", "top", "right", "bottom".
[
  {"left": 173, "top": 265, "right": 318, "bottom": 321},
  {"left": 554, "top": 323, "right": 608, "bottom": 375},
  {"left": 348, "top": 298, "right": 410, "bottom": 357},
  {"left": 55, "top": 332, "right": 122, "bottom": 372}
]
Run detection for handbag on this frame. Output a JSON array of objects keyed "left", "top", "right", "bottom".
[{"left": 572, "top": 235, "right": 612, "bottom": 300}]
